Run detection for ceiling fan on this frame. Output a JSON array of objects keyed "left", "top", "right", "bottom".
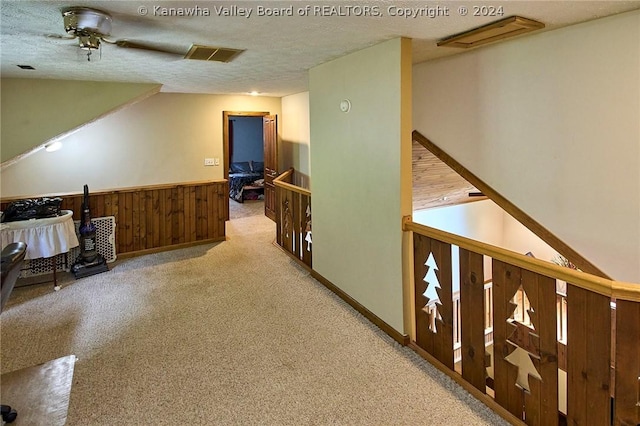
[{"left": 53, "top": 6, "right": 243, "bottom": 63}]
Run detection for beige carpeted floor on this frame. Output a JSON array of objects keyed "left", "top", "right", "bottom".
[{"left": 1, "top": 200, "right": 508, "bottom": 425}]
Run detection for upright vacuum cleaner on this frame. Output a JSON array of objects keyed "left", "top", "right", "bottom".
[{"left": 71, "top": 185, "right": 109, "bottom": 278}]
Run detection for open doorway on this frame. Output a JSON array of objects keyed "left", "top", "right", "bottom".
[{"left": 223, "top": 111, "right": 277, "bottom": 220}]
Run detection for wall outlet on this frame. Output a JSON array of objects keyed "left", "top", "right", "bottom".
[{"left": 204, "top": 158, "right": 215, "bottom": 166}]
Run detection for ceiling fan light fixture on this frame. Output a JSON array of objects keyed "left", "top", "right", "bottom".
[
  {"left": 78, "top": 34, "right": 102, "bottom": 62},
  {"left": 78, "top": 34, "right": 101, "bottom": 50},
  {"left": 62, "top": 7, "right": 112, "bottom": 37}
]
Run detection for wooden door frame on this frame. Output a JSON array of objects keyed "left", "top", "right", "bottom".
[{"left": 222, "top": 111, "right": 270, "bottom": 180}]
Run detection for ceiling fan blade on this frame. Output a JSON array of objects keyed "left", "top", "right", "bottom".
[{"left": 108, "top": 39, "right": 188, "bottom": 57}]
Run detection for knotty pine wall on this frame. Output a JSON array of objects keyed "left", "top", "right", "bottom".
[{"left": 1, "top": 180, "right": 229, "bottom": 257}]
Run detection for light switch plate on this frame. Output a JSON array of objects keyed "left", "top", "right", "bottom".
[{"left": 204, "top": 158, "right": 215, "bottom": 166}]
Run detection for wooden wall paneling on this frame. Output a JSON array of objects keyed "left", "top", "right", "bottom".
[
  {"left": 187, "top": 186, "right": 196, "bottom": 243},
  {"left": 566, "top": 284, "right": 612, "bottom": 426},
  {"left": 199, "top": 185, "right": 207, "bottom": 240},
  {"left": 614, "top": 299, "right": 640, "bottom": 425},
  {"left": 207, "top": 184, "right": 216, "bottom": 239},
  {"left": 521, "top": 270, "right": 558, "bottom": 426},
  {"left": 195, "top": 186, "right": 204, "bottom": 240},
  {"left": 172, "top": 187, "right": 181, "bottom": 245},
  {"left": 219, "top": 182, "right": 228, "bottom": 236},
  {"left": 95, "top": 193, "right": 105, "bottom": 218},
  {"left": 412, "top": 140, "right": 482, "bottom": 211},
  {"left": 492, "top": 260, "right": 525, "bottom": 420},
  {"left": 1, "top": 181, "right": 227, "bottom": 257},
  {"left": 126, "top": 192, "right": 135, "bottom": 253},
  {"left": 459, "top": 248, "right": 487, "bottom": 392},
  {"left": 151, "top": 190, "right": 160, "bottom": 249},
  {"left": 137, "top": 190, "right": 146, "bottom": 250},
  {"left": 132, "top": 191, "right": 141, "bottom": 252},
  {"left": 164, "top": 188, "right": 173, "bottom": 246}
]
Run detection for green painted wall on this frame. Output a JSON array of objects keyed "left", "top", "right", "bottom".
[{"left": 309, "top": 38, "right": 412, "bottom": 333}]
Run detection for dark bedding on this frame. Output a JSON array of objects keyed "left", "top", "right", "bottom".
[{"left": 229, "top": 172, "right": 263, "bottom": 203}]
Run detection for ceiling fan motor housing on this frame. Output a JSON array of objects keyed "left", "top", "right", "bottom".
[{"left": 63, "top": 7, "right": 112, "bottom": 38}]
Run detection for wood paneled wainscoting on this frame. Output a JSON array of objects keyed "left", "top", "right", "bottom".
[{"left": 1, "top": 180, "right": 229, "bottom": 258}]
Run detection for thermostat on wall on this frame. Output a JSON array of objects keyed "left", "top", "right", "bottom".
[{"left": 339, "top": 99, "right": 351, "bottom": 113}]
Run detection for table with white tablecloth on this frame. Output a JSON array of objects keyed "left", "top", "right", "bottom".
[{"left": 1, "top": 210, "right": 79, "bottom": 288}]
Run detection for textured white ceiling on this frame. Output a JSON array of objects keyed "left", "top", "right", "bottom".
[{"left": 1, "top": 1, "right": 639, "bottom": 97}]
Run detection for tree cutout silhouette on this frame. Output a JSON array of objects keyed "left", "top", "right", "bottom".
[
  {"left": 505, "top": 285, "right": 542, "bottom": 393},
  {"left": 304, "top": 204, "right": 312, "bottom": 251},
  {"left": 504, "top": 346, "right": 542, "bottom": 392},
  {"left": 282, "top": 198, "right": 291, "bottom": 238},
  {"left": 422, "top": 252, "right": 442, "bottom": 333}
]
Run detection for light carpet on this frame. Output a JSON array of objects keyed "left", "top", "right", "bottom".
[{"left": 1, "top": 201, "right": 508, "bottom": 425}]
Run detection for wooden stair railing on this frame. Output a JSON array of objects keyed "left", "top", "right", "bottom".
[
  {"left": 273, "top": 168, "right": 312, "bottom": 268},
  {"left": 412, "top": 130, "right": 610, "bottom": 280},
  {"left": 404, "top": 217, "right": 639, "bottom": 426}
]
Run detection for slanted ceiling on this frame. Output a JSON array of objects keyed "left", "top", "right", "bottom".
[
  {"left": 0, "top": 79, "right": 160, "bottom": 166},
  {"left": 412, "top": 140, "right": 484, "bottom": 210},
  {"left": 412, "top": 130, "right": 610, "bottom": 279}
]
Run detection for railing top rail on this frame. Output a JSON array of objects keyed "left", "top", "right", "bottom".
[
  {"left": 403, "top": 216, "right": 640, "bottom": 302},
  {"left": 274, "top": 168, "right": 311, "bottom": 197}
]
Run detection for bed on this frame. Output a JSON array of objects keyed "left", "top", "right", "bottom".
[{"left": 229, "top": 161, "right": 265, "bottom": 203}]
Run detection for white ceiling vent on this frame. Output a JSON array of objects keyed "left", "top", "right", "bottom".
[
  {"left": 438, "top": 16, "right": 545, "bottom": 49},
  {"left": 184, "top": 45, "right": 244, "bottom": 62}
]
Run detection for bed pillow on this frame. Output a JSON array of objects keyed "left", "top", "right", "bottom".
[
  {"left": 230, "top": 161, "right": 252, "bottom": 173},
  {"left": 251, "top": 161, "right": 264, "bottom": 173}
]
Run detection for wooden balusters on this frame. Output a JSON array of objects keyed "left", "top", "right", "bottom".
[
  {"left": 460, "top": 248, "right": 487, "bottom": 392},
  {"left": 614, "top": 299, "right": 640, "bottom": 425},
  {"left": 405, "top": 219, "right": 640, "bottom": 426},
  {"left": 566, "top": 284, "right": 612, "bottom": 425},
  {"left": 413, "top": 234, "right": 454, "bottom": 370},
  {"left": 274, "top": 169, "right": 312, "bottom": 269}
]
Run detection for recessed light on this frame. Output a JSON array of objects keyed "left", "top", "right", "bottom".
[
  {"left": 249, "top": 91, "right": 260, "bottom": 96},
  {"left": 17, "top": 65, "right": 35, "bottom": 70}
]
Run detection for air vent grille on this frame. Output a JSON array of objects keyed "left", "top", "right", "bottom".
[
  {"left": 184, "top": 44, "right": 244, "bottom": 62},
  {"left": 438, "top": 16, "right": 545, "bottom": 49}
]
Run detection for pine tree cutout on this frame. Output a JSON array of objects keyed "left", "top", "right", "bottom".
[
  {"left": 304, "top": 204, "right": 312, "bottom": 252},
  {"left": 422, "top": 252, "right": 442, "bottom": 333},
  {"left": 504, "top": 346, "right": 542, "bottom": 392},
  {"left": 505, "top": 286, "right": 542, "bottom": 392}
]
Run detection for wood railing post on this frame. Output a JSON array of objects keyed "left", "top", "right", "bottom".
[
  {"left": 614, "top": 299, "right": 640, "bottom": 425},
  {"left": 492, "top": 260, "right": 526, "bottom": 420},
  {"left": 566, "top": 284, "right": 612, "bottom": 425},
  {"left": 413, "top": 234, "right": 454, "bottom": 370},
  {"left": 459, "top": 248, "right": 487, "bottom": 393}
]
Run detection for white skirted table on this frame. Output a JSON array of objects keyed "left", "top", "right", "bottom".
[{"left": 1, "top": 210, "right": 79, "bottom": 290}]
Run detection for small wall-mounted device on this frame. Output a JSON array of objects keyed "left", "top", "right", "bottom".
[{"left": 339, "top": 99, "right": 351, "bottom": 113}]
